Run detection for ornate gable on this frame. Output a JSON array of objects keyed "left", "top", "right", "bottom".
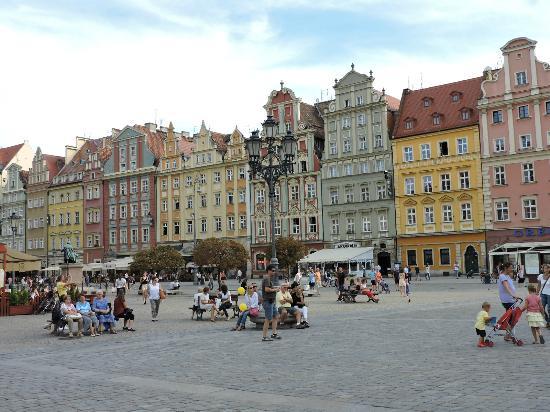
[
  {"left": 421, "top": 196, "right": 435, "bottom": 204},
  {"left": 439, "top": 194, "right": 454, "bottom": 202},
  {"left": 457, "top": 192, "right": 473, "bottom": 201},
  {"left": 403, "top": 198, "right": 418, "bottom": 206}
]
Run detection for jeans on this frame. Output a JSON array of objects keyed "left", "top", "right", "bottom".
[
  {"left": 82, "top": 314, "right": 99, "bottom": 332},
  {"left": 541, "top": 294, "right": 550, "bottom": 322},
  {"left": 237, "top": 310, "right": 249, "bottom": 326},
  {"left": 262, "top": 300, "right": 278, "bottom": 321},
  {"left": 150, "top": 299, "right": 160, "bottom": 318}
]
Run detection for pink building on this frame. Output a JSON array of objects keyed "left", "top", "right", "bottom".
[{"left": 479, "top": 37, "right": 550, "bottom": 267}]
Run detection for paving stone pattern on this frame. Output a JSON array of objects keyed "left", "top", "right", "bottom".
[{"left": 1, "top": 278, "right": 549, "bottom": 411}]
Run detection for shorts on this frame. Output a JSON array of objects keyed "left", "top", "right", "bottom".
[
  {"left": 309, "top": 282, "right": 316, "bottom": 288},
  {"left": 263, "top": 300, "right": 278, "bottom": 321},
  {"left": 371, "top": 280, "right": 376, "bottom": 286},
  {"left": 475, "top": 328, "right": 486, "bottom": 337},
  {"left": 278, "top": 306, "right": 298, "bottom": 315},
  {"left": 502, "top": 302, "right": 514, "bottom": 310}
]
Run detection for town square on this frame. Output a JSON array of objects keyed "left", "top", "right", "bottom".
[{"left": 1, "top": 1, "right": 550, "bottom": 411}]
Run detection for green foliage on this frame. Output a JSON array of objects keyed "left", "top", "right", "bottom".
[
  {"left": 193, "top": 238, "right": 248, "bottom": 273},
  {"left": 9, "top": 288, "right": 31, "bottom": 306},
  {"left": 265, "top": 237, "right": 307, "bottom": 272},
  {"left": 130, "top": 245, "right": 186, "bottom": 274},
  {"left": 68, "top": 286, "right": 80, "bottom": 303}
]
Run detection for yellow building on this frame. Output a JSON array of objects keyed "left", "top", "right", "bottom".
[
  {"left": 392, "top": 77, "right": 486, "bottom": 274},
  {"left": 157, "top": 122, "right": 249, "bottom": 257},
  {"left": 47, "top": 138, "right": 90, "bottom": 265}
]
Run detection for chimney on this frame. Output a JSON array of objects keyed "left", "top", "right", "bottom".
[
  {"left": 65, "top": 145, "right": 77, "bottom": 163},
  {"left": 145, "top": 122, "right": 157, "bottom": 132}
]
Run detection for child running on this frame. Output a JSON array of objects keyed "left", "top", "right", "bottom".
[
  {"left": 474, "top": 302, "right": 492, "bottom": 347},
  {"left": 522, "top": 284, "right": 546, "bottom": 344}
]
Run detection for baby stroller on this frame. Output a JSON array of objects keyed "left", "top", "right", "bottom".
[
  {"left": 35, "top": 290, "right": 55, "bottom": 314},
  {"left": 380, "top": 280, "right": 390, "bottom": 294},
  {"left": 485, "top": 298, "right": 524, "bottom": 347},
  {"left": 361, "top": 288, "right": 380, "bottom": 303}
]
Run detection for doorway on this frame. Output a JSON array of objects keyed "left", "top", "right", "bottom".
[
  {"left": 464, "top": 246, "right": 479, "bottom": 274},
  {"left": 377, "top": 251, "right": 391, "bottom": 277}
]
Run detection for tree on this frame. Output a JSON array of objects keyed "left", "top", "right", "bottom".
[
  {"left": 265, "top": 237, "right": 307, "bottom": 273},
  {"left": 193, "top": 238, "right": 248, "bottom": 273},
  {"left": 130, "top": 245, "right": 185, "bottom": 274}
]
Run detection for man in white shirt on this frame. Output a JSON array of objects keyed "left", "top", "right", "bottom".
[
  {"left": 115, "top": 274, "right": 127, "bottom": 296},
  {"left": 538, "top": 264, "right": 550, "bottom": 327}
]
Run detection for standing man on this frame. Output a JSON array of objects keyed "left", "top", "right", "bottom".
[
  {"left": 336, "top": 266, "right": 346, "bottom": 302},
  {"left": 314, "top": 267, "right": 322, "bottom": 296},
  {"left": 115, "top": 273, "right": 127, "bottom": 296},
  {"left": 415, "top": 266, "right": 420, "bottom": 282},
  {"left": 425, "top": 264, "right": 431, "bottom": 280},
  {"left": 262, "top": 265, "right": 280, "bottom": 342},
  {"left": 454, "top": 262, "right": 460, "bottom": 279}
]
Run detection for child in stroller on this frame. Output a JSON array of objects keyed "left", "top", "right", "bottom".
[{"left": 379, "top": 279, "right": 390, "bottom": 294}]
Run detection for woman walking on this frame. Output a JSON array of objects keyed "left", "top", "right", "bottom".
[
  {"left": 140, "top": 272, "right": 149, "bottom": 305},
  {"left": 538, "top": 264, "right": 550, "bottom": 328},
  {"left": 399, "top": 270, "right": 406, "bottom": 297},
  {"left": 146, "top": 277, "right": 164, "bottom": 322}
]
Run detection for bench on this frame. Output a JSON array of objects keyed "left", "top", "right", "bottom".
[{"left": 248, "top": 307, "right": 297, "bottom": 330}]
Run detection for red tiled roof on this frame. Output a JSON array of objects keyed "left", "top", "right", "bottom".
[
  {"left": 210, "top": 132, "right": 229, "bottom": 151},
  {"left": 132, "top": 125, "right": 165, "bottom": 159},
  {"left": 385, "top": 94, "right": 401, "bottom": 111},
  {"left": 178, "top": 138, "right": 195, "bottom": 157},
  {"left": 393, "top": 77, "right": 482, "bottom": 139},
  {"left": 300, "top": 102, "right": 324, "bottom": 130},
  {"left": 53, "top": 138, "right": 103, "bottom": 184},
  {"left": 19, "top": 170, "right": 29, "bottom": 186},
  {"left": 0, "top": 143, "right": 24, "bottom": 170},
  {"left": 43, "top": 154, "right": 65, "bottom": 179}
]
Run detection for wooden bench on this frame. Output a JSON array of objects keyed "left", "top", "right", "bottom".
[{"left": 248, "top": 307, "right": 297, "bottom": 329}]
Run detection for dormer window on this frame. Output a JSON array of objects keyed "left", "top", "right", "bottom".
[
  {"left": 432, "top": 113, "right": 441, "bottom": 125},
  {"left": 450, "top": 92, "right": 461, "bottom": 102},
  {"left": 423, "top": 98, "right": 431, "bottom": 107},
  {"left": 405, "top": 119, "right": 414, "bottom": 130},
  {"left": 461, "top": 109, "right": 471, "bottom": 121}
]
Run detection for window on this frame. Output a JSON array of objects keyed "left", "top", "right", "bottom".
[
  {"left": 342, "top": 117, "right": 351, "bottom": 128},
  {"left": 328, "top": 166, "right": 338, "bottom": 178},
  {"left": 226, "top": 169, "right": 233, "bottom": 181},
  {"left": 290, "top": 185, "right": 299, "bottom": 200},
  {"left": 356, "top": 95, "right": 364, "bottom": 105},
  {"left": 109, "top": 206, "right": 116, "bottom": 220},
  {"left": 140, "top": 178, "right": 148, "bottom": 193},
  {"left": 407, "top": 250, "right": 417, "bottom": 266},
  {"left": 200, "top": 194, "right": 207, "bottom": 208},
  {"left": 459, "top": 171, "right": 470, "bottom": 189},
  {"left": 439, "top": 248, "right": 451, "bottom": 265},
  {"left": 423, "top": 98, "right": 431, "bottom": 107},
  {"left": 331, "top": 218, "right": 339, "bottom": 235},
  {"left": 432, "top": 114, "right": 441, "bottom": 125},
  {"left": 142, "top": 228, "right": 149, "bottom": 243},
  {"left": 110, "top": 230, "right": 116, "bottom": 245},
  {"left": 361, "top": 186, "right": 369, "bottom": 201},
  {"left": 346, "top": 218, "right": 354, "bottom": 234},
  {"left": 308, "top": 217, "right": 317, "bottom": 233},
  {"left": 374, "top": 135, "right": 383, "bottom": 148},
  {"left": 306, "top": 183, "right": 316, "bottom": 198},
  {"left": 227, "top": 216, "right": 235, "bottom": 231},
  {"left": 375, "top": 159, "right": 385, "bottom": 171},
  {"left": 420, "top": 144, "right": 431, "bottom": 159},
  {"left": 215, "top": 193, "right": 221, "bottom": 206},
  {"left": 461, "top": 110, "right": 470, "bottom": 121},
  {"left": 457, "top": 138, "right": 468, "bottom": 154},
  {"left": 343, "top": 139, "right": 351, "bottom": 153},
  {"left": 344, "top": 164, "right": 353, "bottom": 176},
  {"left": 256, "top": 188, "right": 265, "bottom": 203},
  {"left": 423, "top": 249, "right": 433, "bottom": 266},
  {"left": 345, "top": 186, "right": 354, "bottom": 203},
  {"left": 405, "top": 120, "right": 414, "bottom": 130},
  {"left": 165, "top": 160, "right": 169, "bottom": 170},
  {"left": 423, "top": 176, "right": 433, "bottom": 193},
  {"left": 495, "top": 138, "right": 505, "bottom": 152},
  {"left": 201, "top": 218, "right": 207, "bottom": 233},
  {"left": 120, "top": 205, "right": 127, "bottom": 219},
  {"left": 329, "top": 142, "right": 337, "bottom": 155},
  {"left": 439, "top": 141, "right": 448, "bottom": 156},
  {"left": 227, "top": 191, "right": 234, "bottom": 204},
  {"left": 129, "top": 180, "right": 137, "bottom": 194},
  {"left": 174, "top": 198, "right": 180, "bottom": 210},
  {"left": 274, "top": 186, "right": 280, "bottom": 203},
  {"left": 359, "top": 135, "right": 367, "bottom": 150},
  {"left": 186, "top": 196, "right": 193, "bottom": 209},
  {"left": 424, "top": 206, "right": 434, "bottom": 224},
  {"left": 442, "top": 204, "right": 453, "bottom": 222},
  {"left": 440, "top": 174, "right": 451, "bottom": 191},
  {"left": 240, "top": 215, "right": 247, "bottom": 229},
  {"left": 239, "top": 190, "right": 246, "bottom": 203},
  {"left": 376, "top": 183, "right": 386, "bottom": 200},
  {"left": 257, "top": 221, "right": 266, "bottom": 236},
  {"left": 518, "top": 105, "right": 529, "bottom": 119},
  {"left": 199, "top": 174, "right": 206, "bottom": 184},
  {"left": 516, "top": 71, "right": 527, "bottom": 85},
  {"left": 330, "top": 188, "right": 339, "bottom": 205},
  {"left": 161, "top": 179, "right": 168, "bottom": 191},
  {"left": 494, "top": 166, "right": 506, "bottom": 185},
  {"left": 120, "top": 229, "right": 127, "bottom": 244},
  {"left": 492, "top": 110, "right": 503, "bottom": 124},
  {"left": 357, "top": 113, "right": 365, "bottom": 126},
  {"left": 362, "top": 216, "right": 371, "bottom": 233},
  {"left": 523, "top": 198, "right": 538, "bottom": 219},
  {"left": 546, "top": 101, "right": 550, "bottom": 114},
  {"left": 238, "top": 167, "right": 246, "bottom": 179},
  {"left": 187, "top": 220, "right": 193, "bottom": 233},
  {"left": 403, "top": 147, "right": 413, "bottom": 162},
  {"left": 215, "top": 217, "right": 222, "bottom": 231},
  {"left": 161, "top": 200, "right": 168, "bottom": 212},
  {"left": 405, "top": 177, "right": 415, "bottom": 195},
  {"left": 495, "top": 200, "right": 509, "bottom": 221},
  {"left": 274, "top": 219, "right": 281, "bottom": 236},
  {"left": 406, "top": 208, "right": 416, "bottom": 225},
  {"left": 520, "top": 134, "right": 531, "bottom": 149},
  {"left": 131, "top": 229, "right": 138, "bottom": 243},
  {"left": 461, "top": 203, "right": 472, "bottom": 220},
  {"left": 378, "top": 213, "right": 388, "bottom": 232},
  {"left": 120, "top": 182, "right": 127, "bottom": 195},
  {"left": 522, "top": 163, "right": 534, "bottom": 183},
  {"left": 86, "top": 187, "right": 93, "bottom": 200},
  {"left": 213, "top": 171, "right": 221, "bottom": 183},
  {"left": 173, "top": 177, "right": 180, "bottom": 189},
  {"left": 162, "top": 223, "right": 168, "bottom": 236},
  {"left": 131, "top": 203, "right": 138, "bottom": 218}
]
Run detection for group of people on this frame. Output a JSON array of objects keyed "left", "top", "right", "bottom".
[
  {"left": 193, "top": 284, "right": 233, "bottom": 322},
  {"left": 294, "top": 267, "right": 321, "bottom": 296},
  {"left": 475, "top": 262, "right": 550, "bottom": 347}
]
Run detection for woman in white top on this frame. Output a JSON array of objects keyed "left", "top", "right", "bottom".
[
  {"left": 199, "top": 287, "right": 216, "bottom": 322},
  {"left": 146, "top": 277, "right": 163, "bottom": 321},
  {"left": 232, "top": 285, "right": 259, "bottom": 331},
  {"left": 538, "top": 264, "right": 550, "bottom": 328}
]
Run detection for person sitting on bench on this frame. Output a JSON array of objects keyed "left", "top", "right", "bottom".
[{"left": 276, "top": 283, "right": 304, "bottom": 329}]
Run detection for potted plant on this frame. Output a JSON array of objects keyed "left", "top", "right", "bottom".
[{"left": 9, "top": 289, "right": 34, "bottom": 316}]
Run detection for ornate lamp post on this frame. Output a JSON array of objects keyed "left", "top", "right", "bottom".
[
  {"left": 245, "top": 115, "right": 297, "bottom": 271},
  {"left": 8, "top": 212, "right": 21, "bottom": 288}
]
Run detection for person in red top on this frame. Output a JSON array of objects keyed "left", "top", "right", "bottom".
[
  {"left": 114, "top": 292, "right": 135, "bottom": 331},
  {"left": 522, "top": 284, "right": 545, "bottom": 344}
]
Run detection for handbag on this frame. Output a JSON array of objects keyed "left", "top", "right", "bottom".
[
  {"left": 159, "top": 289, "right": 166, "bottom": 300},
  {"left": 249, "top": 307, "right": 259, "bottom": 317}
]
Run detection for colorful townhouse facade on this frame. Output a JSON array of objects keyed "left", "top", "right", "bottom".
[
  {"left": 320, "top": 66, "right": 399, "bottom": 274},
  {"left": 102, "top": 124, "right": 163, "bottom": 259},
  {"left": 26, "top": 148, "right": 64, "bottom": 267},
  {"left": 393, "top": 77, "right": 485, "bottom": 274},
  {"left": 160, "top": 122, "right": 249, "bottom": 256},
  {"left": 479, "top": 37, "right": 550, "bottom": 265},
  {"left": 250, "top": 84, "right": 325, "bottom": 275},
  {"left": 47, "top": 137, "right": 91, "bottom": 265}
]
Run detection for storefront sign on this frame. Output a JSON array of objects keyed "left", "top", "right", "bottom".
[
  {"left": 513, "top": 227, "right": 550, "bottom": 237},
  {"left": 524, "top": 253, "right": 540, "bottom": 276}
]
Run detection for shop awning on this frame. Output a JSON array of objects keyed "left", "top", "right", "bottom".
[
  {"left": 489, "top": 242, "right": 550, "bottom": 254},
  {"left": 103, "top": 257, "right": 133, "bottom": 270},
  {"left": 299, "top": 247, "right": 374, "bottom": 264},
  {"left": 2, "top": 247, "right": 41, "bottom": 272}
]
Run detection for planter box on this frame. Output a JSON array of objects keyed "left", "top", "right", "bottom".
[{"left": 9, "top": 304, "right": 34, "bottom": 316}]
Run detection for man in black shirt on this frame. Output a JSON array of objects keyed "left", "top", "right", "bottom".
[
  {"left": 262, "top": 265, "right": 280, "bottom": 341},
  {"left": 336, "top": 267, "right": 346, "bottom": 301}
]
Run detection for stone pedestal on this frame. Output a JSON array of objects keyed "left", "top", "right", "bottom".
[{"left": 62, "top": 264, "right": 84, "bottom": 288}]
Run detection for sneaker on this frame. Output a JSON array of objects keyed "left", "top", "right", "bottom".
[
  {"left": 271, "top": 334, "right": 281, "bottom": 340},
  {"left": 296, "top": 324, "right": 306, "bottom": 329},
  {"left": 540, "top": 335, "right": 545, "bottom": 344},
  {"left": 477, "top": 342, "right": 487, "bottom": 348},
  {"left": 262, "top": 337, "right": 273, "bottom": 342},
  {"left": 303, "top": 321, "right": 310, "bottom": 328}
]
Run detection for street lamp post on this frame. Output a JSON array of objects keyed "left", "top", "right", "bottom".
[
  {"left": 8, "top": 212, "right": 22, "bottom": 288},
  {"left": 383, "top": 170, "right": 398, "bottom": 268},
  {"left": 245, "top": 115, "right": 297, "bottom": 272}
]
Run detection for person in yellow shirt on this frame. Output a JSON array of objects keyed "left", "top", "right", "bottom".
[
  {"left": 314, "top": 268, "right": 321, "bottom": 296},
  {"left": 276, "top": 283, "right": 303, "bottom": 328},
  {"left": 56, "top": 274, "right": 76, "bottom": 299},
  {"left": 475, "top": 302, "right": 493, "bottom": 348}
]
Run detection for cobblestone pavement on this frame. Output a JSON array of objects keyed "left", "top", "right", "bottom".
[{"left": 1, "top": 278, "right": 549, "bottom": 411}]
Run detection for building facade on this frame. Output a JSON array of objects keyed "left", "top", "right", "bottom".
[
  {"left": 479, "top": 37, "right": 550, "bottom": 263},
  {"left": 320, "top": 66, "right": 399, "bottom": 274},
  {"left": 393, "top": 77, "right": 486, "bottom": 275},
  {"left": 103, "top": 124, "right": 163, "bottom": 259},
  {"left": 0, "top": 164, "right": 27, "bottom": 251},
  {"left": 160, "top": 122, "right": 249, "bottom": 255},
  {"left": 250, "top": 84, "right": 325, "bottom": 275},
  {"left": 26, "top": 148, "right": 64, "bottom": 267}
]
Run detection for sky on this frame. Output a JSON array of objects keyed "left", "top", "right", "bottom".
[{"left": 1, "top": 0, "right": 549, "bottom": 156}]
